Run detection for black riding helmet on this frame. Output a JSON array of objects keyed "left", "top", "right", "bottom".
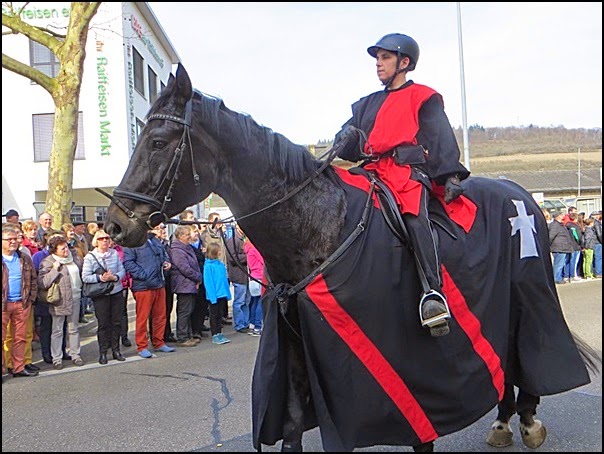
[{"left": 367, "top": 33, "right": 419, "bottom": 72}]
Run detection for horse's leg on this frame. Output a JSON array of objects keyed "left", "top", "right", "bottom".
[
  {"left": 486, "top": 383, "right": 516, "bottom": 447},
  {"left": 412, "top": 441, "right": 434, "bottom": 452},
  {"left": 281, "top": 312, "right": 309, "bottom": 452},
  {"left": 517, "top": 389, "right": 546, "bottom": 449}
]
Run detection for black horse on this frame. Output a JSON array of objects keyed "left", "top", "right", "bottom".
[{"left": 103, "top": 64, "right": 599, "bottom": 452}]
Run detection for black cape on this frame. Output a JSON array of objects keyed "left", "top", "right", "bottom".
[{"left": 252, "top": 169, "right": 590, "bottom": 451}]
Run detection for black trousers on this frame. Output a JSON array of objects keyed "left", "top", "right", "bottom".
[
  {"left": 209, "top": 298, "right": 226, "bottom": 336},
  {"left": 402, "top": 183, "right": 442, "bottom": 292},
  {"left": 190, "top": 285, "right": 208, "bottom": 335},
  {"left": 175, "top": 293, "right": 195, "bottom": 341},
  {"left": 120, "top": 288, "right": 129, "bottom": 338},
  {"left": 93, "top": 291, "right": 126, "bottom": 354}
]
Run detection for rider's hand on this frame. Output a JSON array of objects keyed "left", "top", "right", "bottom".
[
  {"left": 333, "top": 125, "right": 362, "bottom": 162},
  {"left": 444, "top": 174, "right": 464, "bottom": 204}
]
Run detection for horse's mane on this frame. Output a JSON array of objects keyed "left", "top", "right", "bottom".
[
  {"left": 194, "top": 90, "right": 322, "bottom": 183},
  {"left": 146, "top": 86, "right": 322, "bottom": 184}
]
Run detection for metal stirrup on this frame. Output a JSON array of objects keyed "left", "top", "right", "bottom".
[{"left": 419, "top": 289, "right": 451, "bottom": 328}]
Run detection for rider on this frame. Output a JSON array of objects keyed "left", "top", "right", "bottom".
[{"left": 333, "top": 33, "right": 470, "bottom": 337}]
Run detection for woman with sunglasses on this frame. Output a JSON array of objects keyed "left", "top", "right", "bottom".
[{"left": 82, "top": 230, "right": 126, "bottom": 365}]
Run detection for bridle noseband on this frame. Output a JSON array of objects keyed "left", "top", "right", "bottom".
[{"left": 96, "top": 97, "right": 200, "bottom": 228}]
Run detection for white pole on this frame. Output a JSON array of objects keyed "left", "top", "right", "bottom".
[
  {"left": 578, "top": 147, "right": 581, "bottom": 196},
  {"left": 457, "top": 2, "right": 470, "bottom": 170}
]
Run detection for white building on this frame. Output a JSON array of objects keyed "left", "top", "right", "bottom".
[{"left": 1, "top": 2, "right": 180, "bottom": 222}]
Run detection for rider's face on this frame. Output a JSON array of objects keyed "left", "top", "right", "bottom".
[{"left": 375, "top": 49, "right": 408, "bottom": 85}]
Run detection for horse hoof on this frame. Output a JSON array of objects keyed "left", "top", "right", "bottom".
[
  {"left": 520, "top": 419, "right": 546, "bottom": 449},
  {"left": 413, "top": 441, "right": 434, "bottom": 452},
  {"left": 281, "top": 440, "right": 302, "bottom": 452},
  {"left": 486, "top": 420, "right": 513, "bottom": 447},
  {"left": 429, "top": 321, "right": 450, "bottom": 337}
]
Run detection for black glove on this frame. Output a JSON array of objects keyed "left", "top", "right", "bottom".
[
  {"left": 443, "top": 174, "right": 464, "bottom": 204},
  {"left": 333, "top": 125, "right": 362, "bottom": 162}
]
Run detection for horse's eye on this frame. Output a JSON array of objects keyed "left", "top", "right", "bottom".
[{"left": 152, "top": 140, "right": 166, "bottom": 150}]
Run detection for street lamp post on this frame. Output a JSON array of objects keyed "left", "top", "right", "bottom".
[{"left": 457, "top": 2, "right": 470, "bottom": 171}]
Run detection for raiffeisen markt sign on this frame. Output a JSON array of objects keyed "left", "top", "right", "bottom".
[
  {"left": 13, "top": 4, "right": 70, "bottom": 19},
  {"left": 8, "top": 3, "right": 115, "bottom": 156},
  {"left": 130, "top": 14, "right": 165, "bottom": 68}
]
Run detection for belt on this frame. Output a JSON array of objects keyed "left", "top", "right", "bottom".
[{"left": 365, "top": 144, "right": 427, "bottom": 166}]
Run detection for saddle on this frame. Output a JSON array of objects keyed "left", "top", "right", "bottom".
[
  {"left": 348, "top": 167, "right": 457, "bottom": 247},
  {"left": 348, "top": 166, "right": 457, "bottom": 300}
]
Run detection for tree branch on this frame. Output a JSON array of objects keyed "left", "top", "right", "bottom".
[
  {"left": 1, "top": 53, "right": 57, "bottom": 94},
  {"left": 2, "top": 10, "right": 62, "bottom": 54}
]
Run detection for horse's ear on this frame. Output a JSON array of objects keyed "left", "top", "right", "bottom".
[{"left": 174, "top": 63, "right": 193, "bottom": 102}]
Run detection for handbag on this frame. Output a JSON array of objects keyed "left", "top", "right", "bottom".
[
  {"left": 82, "top": 254, "right": 115, "bottom": 298},
  {"left": 39, "top": 280, "right": 61, "bottom": 306},
  {"left": 248, "top": 280, "right": 262, "bottom": 297}
]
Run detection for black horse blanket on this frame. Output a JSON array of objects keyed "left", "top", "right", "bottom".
[{"left": 252, "top": 168, "right": 590, "bottom": 451}]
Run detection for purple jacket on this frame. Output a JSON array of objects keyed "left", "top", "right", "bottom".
[{"left": 169, "top": 239, "right": 202, "bottom": 294}]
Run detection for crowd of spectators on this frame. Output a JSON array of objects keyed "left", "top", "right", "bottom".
[
  {"left": 2, "top": 209, "right": 265, "bottom": 382},
  {"left": 547, "top": 207, "right": 602, "bottom": 284}
]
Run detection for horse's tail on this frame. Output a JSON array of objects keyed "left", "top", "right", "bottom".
[{"left": 572, "top": 331, "right": 602, "bottom": 375}]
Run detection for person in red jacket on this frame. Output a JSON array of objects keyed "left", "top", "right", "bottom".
[{"left": 333, "top": 33, "right": 470, "bottom": 337}]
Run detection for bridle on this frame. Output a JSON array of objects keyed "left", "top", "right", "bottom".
[{"left": 96, "top": 97, "right": 200, "bottom": 229}]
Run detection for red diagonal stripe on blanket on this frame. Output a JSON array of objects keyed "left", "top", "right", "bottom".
[
  {"left": 441, "top": 266, "right": 505, "bottom": 400},
  {"left": 306, "top": 275, "right": 439, "bottom": 443}
]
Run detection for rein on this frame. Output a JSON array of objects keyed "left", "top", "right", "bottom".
[
  {"left": 267, "top": 179, "right": 376, "bottom": 339},
  {"left": 219, "top": 141, "right": 341, "bottom": 225},
  {"left": 99, "top": 93, "right": 368, "bottom": 339},
  {"left": 97, "top": 95, "right": 343, "bottom": 229}
]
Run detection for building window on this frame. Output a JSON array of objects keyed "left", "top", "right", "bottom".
[
  {"left": 32, "top": 113, "right": 86, "bottom": 162},
  {"left": 70, "top": 205, "right": 85, "bottom": 223},
  {"left": 30, "top": 40, "right": 59, "bottom": 78},
  {"left": 136, "top": 118, "right": 145, "bottom": 138},
  {"left": 148, "top": 67, "right": 158, "bottom": 104},
  {"left": 95, "top": 206, "right": 108, "bottom": 222},
  {"left": 133, "top": 47, "right": 145, "bottom": 97}
]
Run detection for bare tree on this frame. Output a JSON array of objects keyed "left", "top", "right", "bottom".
[{"left": 2, "top": 2, "right": 101, "bottom": 228}]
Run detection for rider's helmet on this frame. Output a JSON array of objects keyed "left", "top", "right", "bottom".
[{"left": 367, "top": 33, "right": 419, "bottom": 72}]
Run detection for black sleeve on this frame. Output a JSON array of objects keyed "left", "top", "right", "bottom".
[{"left": 416, "top": 95, "right": 470, "bottom": 184}]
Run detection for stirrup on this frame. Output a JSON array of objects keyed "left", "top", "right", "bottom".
[{"left": 419, "top": 290, "right": 451, "bottom": 328}]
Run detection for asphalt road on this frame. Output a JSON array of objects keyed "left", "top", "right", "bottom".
[{"left": 2, "top": 279, "right": 601, "bottom": 452}]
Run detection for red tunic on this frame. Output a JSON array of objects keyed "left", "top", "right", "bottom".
[{"left": 363, "top": 84, "right": 437, "bottom": 215}]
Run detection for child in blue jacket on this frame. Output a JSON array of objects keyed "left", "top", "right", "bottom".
[{"left": 203, "top": 242, "right": 231, "bottom": 345}]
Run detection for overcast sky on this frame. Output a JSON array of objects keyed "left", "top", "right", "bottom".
[{"left": 148, "top": 2, "right": 602, "bottom": 145}]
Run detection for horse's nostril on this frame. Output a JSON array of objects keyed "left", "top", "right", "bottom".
[{"left": 105, "top": 222, "right": 122, "bottom": 237}]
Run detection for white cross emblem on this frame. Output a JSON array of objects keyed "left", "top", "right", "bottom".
[{"left": 508, "top": 199, "right": 538, "bottom": 259}]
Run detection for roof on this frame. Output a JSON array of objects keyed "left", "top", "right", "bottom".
[{"left": 474, "top": 168, "right": 601, "bottom": 193}]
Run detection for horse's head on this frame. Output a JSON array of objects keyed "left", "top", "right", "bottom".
[{"left": 104, "top": 64, "right": 217, "bottom": 247}]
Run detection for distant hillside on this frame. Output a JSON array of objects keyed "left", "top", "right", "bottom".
[
  {"left": 450, "top": 126, "right": 601, "bottom": 173},
  {"left": 453, "top": 125, "right": 602, "bottom": 157},
  {"left": 314, "top": 126, "right": 602, "bottom": 173}
]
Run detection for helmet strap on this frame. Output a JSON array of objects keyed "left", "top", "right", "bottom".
[{"left": 384, "top": 54, "right": 407, "bottom": 89}]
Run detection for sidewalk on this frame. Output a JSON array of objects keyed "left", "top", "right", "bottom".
[
  {"left": 29, "top": 292, "right": 237, "bottom": 372},
  {"left": 29, "top": 293, "right": 139, "bottom": 370}
]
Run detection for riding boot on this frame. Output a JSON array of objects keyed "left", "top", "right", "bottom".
[
  {"left": 403, "top": 184, "right": 450, "bottom": 337},
  {"left": 419, "top": 290, "right": 450, "bottom": 337}
]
